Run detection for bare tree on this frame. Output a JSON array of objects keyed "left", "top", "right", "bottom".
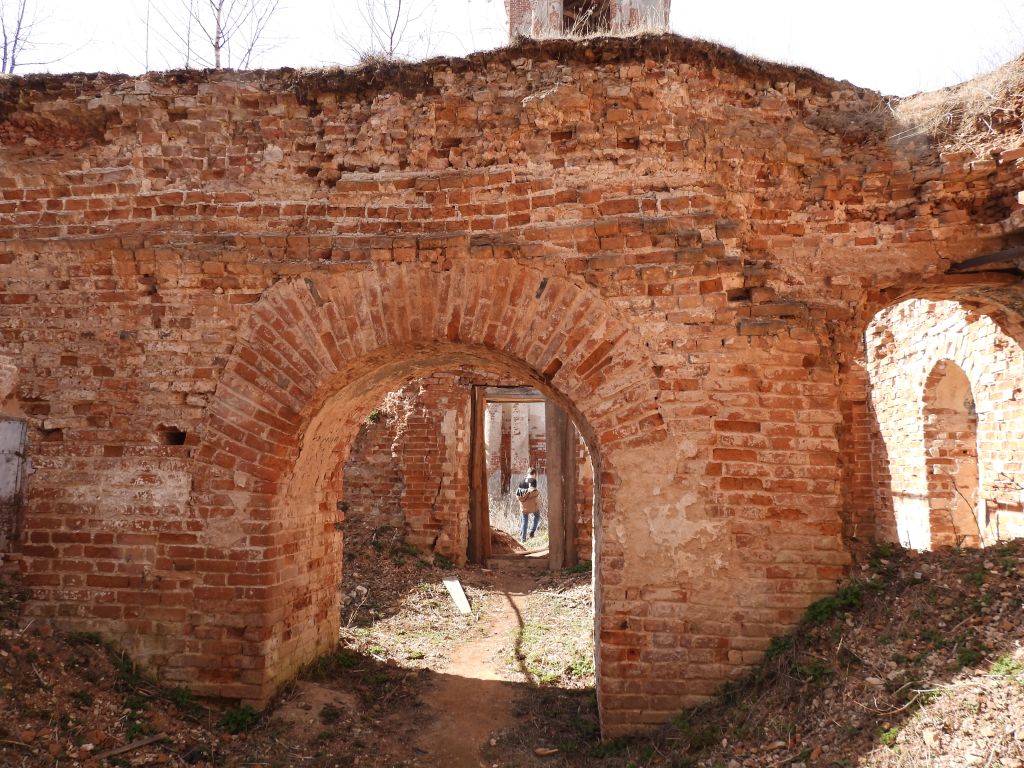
[
  {"left": 1, "top": 0, "right": 37, "bottom": 73},
  {"left": 154, "top": 0, "right": 281, "bottom": 70},
  {"left": 338, "top": 0, "right": 438, "bottom": 62}
]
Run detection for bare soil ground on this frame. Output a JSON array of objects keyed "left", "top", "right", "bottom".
[{"left": 0, "top": 538, "right": 1021, "bottom": 767}]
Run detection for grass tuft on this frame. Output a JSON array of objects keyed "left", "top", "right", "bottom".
[
  {"left": 219, "top": 705, "right": 260, "bottom": 734},
  {"left": 890, "top": 53, "right": 1024, "bottom": 153}
]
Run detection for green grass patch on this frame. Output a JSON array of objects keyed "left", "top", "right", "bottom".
[
  {"left": 965, "top": 566, "right": 986, "bottom": 587},
  {"left": 802, "top": 581, "right": 882, "bottom": 626},
  {"left": 305, "top": 647, "right": 362, "bottom": 679},
  {"left": 672, "top": 712, "right": 718, "bottom": 753},
  {"left": 955, "top": 639, "right": 987, "bottom": 670},
  {"left": 164, "top": 686, "right": 204, "bottom": 718},
  {"left": 764, "top": 635, "right": 793, "bottom": 660},
  {"left": 433, "top": 553, "right": 454, "bottom": 569},
  {"left": 219, "top": 705, "right": 260, "bottom": 734},
  {"left": 879, "top": 725, "right": 901, "bottom": 748},
  {"left": 991, "top": 655, "right": 1024, "bottom": 677},
  {"left": 919, "top": 627, "right": 947, "bottom": 648},
  {"left": 796, "top": 659, "right": 831, "bottom": 684}
]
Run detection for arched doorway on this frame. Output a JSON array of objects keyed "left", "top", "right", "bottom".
[
  {"left": 186, "top": 260, "right": 665, "bottom": 718},
  {"left": 861, "top": 295, "right": 1024, "bottom": 550},
  {"left": 337, "top": 372, "right": 597, "bottom": 568},
  {"left": 922, "top": 360, "right": 982, "bottom": 548}
]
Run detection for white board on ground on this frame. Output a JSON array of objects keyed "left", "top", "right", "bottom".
[{"left": 442, "top": 577, "right": 472, "bottom": 615}]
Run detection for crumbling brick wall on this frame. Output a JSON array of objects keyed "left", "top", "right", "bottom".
[
  {"left": 866, "top": 299, "right": 1024, "bottom": 549},
  {"left": 527, "top": 404, "right": 547, "bottom": 473},
  {"left": 342, "top": 394, "right": 409, "bottom": 533},
  {"left": 0, "top": 36, "right": 1021, "bottom": 735},
  {"left": 922, "top": 360, "right": 982, "bottom": 547},
  {"left": 343, "top": 374, "right": 471, "bottom": 563}
]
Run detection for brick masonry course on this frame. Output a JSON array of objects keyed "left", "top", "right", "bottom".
[{"left": 0, "top": 35, "right": 1022, "bottom": 735}]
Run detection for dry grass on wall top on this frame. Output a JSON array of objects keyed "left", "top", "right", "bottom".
[{"left": 890, "top": 54, "right": 1024, "bottom": 153}]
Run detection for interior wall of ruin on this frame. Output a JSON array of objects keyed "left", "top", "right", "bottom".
[
  {"left": 343, "top": 373, "right": 471, "bottom": 563},
  {"left": 346, "top": 378, "right": 593, "bottom": 562},
  {"left": 865, "top": 299, "right": 1024, "bottom": 549},
  {"left": 922, "top": 360, "right": 982, "bottom": 547}
]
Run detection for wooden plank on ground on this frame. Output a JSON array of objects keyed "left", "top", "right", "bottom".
[{"left": 442, "top": 577, "right": 472, "bottom": 615}]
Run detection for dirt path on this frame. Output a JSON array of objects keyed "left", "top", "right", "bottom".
[{"left": 412, "top": 555, "right": 543, "bottom": 767}]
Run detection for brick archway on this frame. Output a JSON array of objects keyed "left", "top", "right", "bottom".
[
  {"left": 857, "top": 291, "right": 1024, "bottom": 550},
  {"left": 922, "top": 359, "right": 982, "bottom": 548},
  {"left": 186, "top": 259, "right": 665, "bottom": 704}
]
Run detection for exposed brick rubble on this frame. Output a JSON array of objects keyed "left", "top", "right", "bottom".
[{"left": 0, "top": 34, "right": 1022, "bottom": 735}]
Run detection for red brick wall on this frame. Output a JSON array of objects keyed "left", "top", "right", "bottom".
[
  {"left": 507, "top": 0, "right": 536, "bottom": 36},
  {"left": 0, "top": 36, "right": 1021, "bottom": 735},
  {"left": 528, "top": 403, "right": 547, "bottom": 473},
  {"left": 346, "top": 380, "right": 475, "bottom": 557},
  {"left": 865, "top": 299, "right": 1024, "bottom": 549},
  {"left": 507, "top": 0, "right": 670, "bottom": 36},
  {"left": 389, "top": 374, "right": 471, "bottom": 561},
  {"left": 923, "top": 360, "right": 982, "bottom": 547},
  {"left": 342, "top": 392, "right": 409, "bottom": 532}
]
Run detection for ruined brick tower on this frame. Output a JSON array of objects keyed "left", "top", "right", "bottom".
[{"left": 506, "top": 0, "right": 670, "bottom": 38}]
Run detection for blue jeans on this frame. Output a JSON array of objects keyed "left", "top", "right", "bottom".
[{"left": 520, "top": 513, "right": 540, "bottom": 541}]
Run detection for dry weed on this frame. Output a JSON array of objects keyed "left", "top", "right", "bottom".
[
  {"left": 340, "top": 517, "right": 502, "bottom": 670},
  {"left": 891, "top": 53, "right": 1024, "bottom": 152}
]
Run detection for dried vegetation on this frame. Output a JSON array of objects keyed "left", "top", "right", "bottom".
[
  {"left": 891, "top": 54, "right": 1024, "bottom": 154},
  {"left": 340, "top": 517, "right": 501, "bottom": 670},
  {"left": 0, "top": 538, "right": 1021, "bottom": 767},
  {"left": 498, "top": 540, "right": 1024, "bottom": 767},
  {"left": 502, "top": 565, "right": 594, "bottom": 688}
]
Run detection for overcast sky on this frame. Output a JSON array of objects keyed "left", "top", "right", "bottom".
[{"left": 18, "top": 1, "right": 1024, "bottom": 96}]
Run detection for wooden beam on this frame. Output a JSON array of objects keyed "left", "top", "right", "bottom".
[
  {"left": 545, "top": 401, "right": 579, "bottom": 570},
  {"left": 484, "top": 386, "right": 545, "bottom": 403},
  {"left": 563, "top": 426, "right": 578, "bottom": 570},
  {"left": 947, "top": 246, "right": 1024, "bottom": 272},
  {"left": 467, "top": 385, "right": 490, "bottom": 565},
  {"left": 546, "top": 400, "right": 566, "bottom": 571}
]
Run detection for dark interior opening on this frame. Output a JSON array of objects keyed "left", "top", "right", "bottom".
[{"left": 159, "top": 427, "right": 187, "bottom": 446}]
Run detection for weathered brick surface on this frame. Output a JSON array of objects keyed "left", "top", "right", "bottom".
[
  {"left": 0, "top": 35, "right": 1021, "bottom": 734},
  {"left": 865, "top": 300, "right": 1024, "bottom": 549},
  {"left": 344, "top": 373, "right": 472, "bottom": 562}
]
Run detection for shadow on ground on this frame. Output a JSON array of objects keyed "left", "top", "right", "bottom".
[{"left": 1, "top": 539, "right": 1021, "bottom": 767}]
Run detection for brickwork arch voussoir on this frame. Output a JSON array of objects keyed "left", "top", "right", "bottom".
[{"left": 186, "top": 259, "right": 665, "bottom": 705}]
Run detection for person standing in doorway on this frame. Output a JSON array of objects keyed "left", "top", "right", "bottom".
[{"left": 516, "top": 467, "right": 541, "bottom": 542}]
